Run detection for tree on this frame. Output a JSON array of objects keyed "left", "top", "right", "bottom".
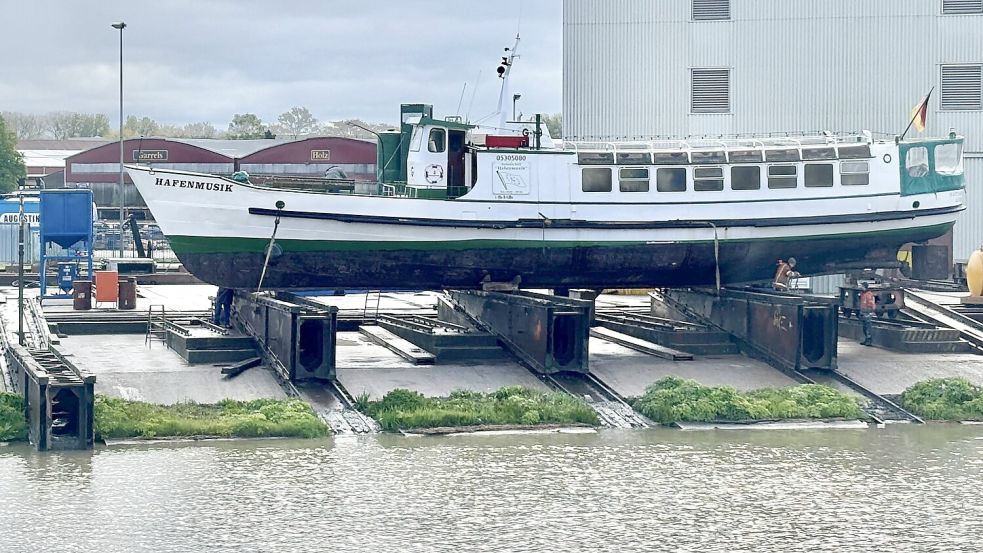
[
  {"left": 124, "top": 115, "right": 160, "bottom": 137},
  {"left": 542, "top": 113, "right": 562, "bottom": 139},
  {"left": 227, "top": 113, "right": 269, "bottom": 139},
  {"left": 0, "top": 114, "right": 26, "bottom": 193},
  {"left": 276, "top": 107, "right": 319, "bottom": 138},
  {"left": 0, "top": 112, "right": 46, "bottom": 139},
  {"left": 46, "top": 112, "right": 111, "bottom": 139},
  {"left": 181, "top": 122, "right": 218, "bottom": 139}
]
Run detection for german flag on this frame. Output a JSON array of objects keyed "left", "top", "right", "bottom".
[{"left": 909, "top": 90, "right": 933, "bottom": 133}]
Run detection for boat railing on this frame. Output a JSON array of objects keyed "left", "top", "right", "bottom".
[{"left": 562, "top": 131, "right": 873, "bottom": 154}]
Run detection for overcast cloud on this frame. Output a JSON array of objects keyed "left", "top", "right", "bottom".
[{"left": 1, "top": 1, "right": 562, "bottom": 127}]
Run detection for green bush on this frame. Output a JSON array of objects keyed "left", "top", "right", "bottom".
[
  {"left": 360, "top": 387, "right": 599, "bottom": 431},
  {"left": 0, "top": 392, "right": 28, "bottom": 442},
  {"left": 94, "top": 396, "right": 328, "bottom": 440},
  {"left": 632, "top": 377, "right": 865, "bottom": 425},
  {"left": 900, "top": 378, "right": 983, "bottom": 421}
]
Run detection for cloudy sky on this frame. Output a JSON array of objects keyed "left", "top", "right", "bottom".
[{"left": 2, "top": 1, "right": 562, "bottom": 127}]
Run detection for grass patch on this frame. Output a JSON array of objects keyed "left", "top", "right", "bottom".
[
  {"left": 360, "top": 386, "right": 600, "bottom": 431},
  {"left": 632, "top": 376, "right": 866, "bottom": 425},
  {"left": 0, "top": 392, "right": 28, "bottom": 442},
  {"left": 94, "top": 397, "right": 329, "bottom": 440},
  {"left": 900, "top": 378, "right": 983, "bottom": 421}
]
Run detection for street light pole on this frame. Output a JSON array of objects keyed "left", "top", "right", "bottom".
[
  {"left": 112, "top": 21, "right": 126, "bottom": 258},
  {"left": 346, "top": 121, "right": 384, "bottom": 184},
  {"left": 17, "top": 181, "right": 25, "bottom": 346}
]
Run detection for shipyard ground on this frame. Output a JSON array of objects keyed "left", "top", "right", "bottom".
[{"left": 3, "top": 284, "right": 983, "bottom": 431}]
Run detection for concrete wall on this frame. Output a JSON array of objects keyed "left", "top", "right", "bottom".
[{"left": 563, "top": 0, "right": 983, "bottom": 260}]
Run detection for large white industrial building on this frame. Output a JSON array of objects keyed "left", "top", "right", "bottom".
[{"left": 563, "top": 0, "right": 983, "bottom": 266}]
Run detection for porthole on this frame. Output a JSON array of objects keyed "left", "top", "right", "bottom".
[
  {"left": 912, "top": 201, "right": 921, "bottom": 208},
  {"left": 883, "top": 153, "right": 892, "bottom": 164}
]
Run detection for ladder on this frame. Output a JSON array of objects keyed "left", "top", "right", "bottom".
[
  {"left": 145, "top": 304, "right": 168, "bottom": 347},
  {"left": 363, "top": 290, "right": 382, "bottom": 321}
]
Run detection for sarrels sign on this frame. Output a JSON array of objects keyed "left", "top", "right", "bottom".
[{"left": 133, "top": 150, "right": 168, "bottom": 162}]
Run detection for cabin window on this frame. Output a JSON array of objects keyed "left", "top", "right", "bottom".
[
  {"left": 619, "top": 168, "right": 650, "bottom": 192},
  {"left": 935, "top": 143, "right": 964, "bottom": 175},
  {"left": 728, "top": 150, "right": 763, "bottom": 163},
  {"left": 693, "top": 167, "right": 724, "bottom": 191},
  {"left": 838, "top": 145, "right": 872, "bottom": 159},
  {"left": 765, "top": 149, "right": 800, "bottom": 162},
  {"left": 840, "top": 161, "right": 870, "bottom": 185},
  {"left": 617, "top": 152, "right": 652, "bottom": 165},
  {"left": 690, "top": 151, "right": 727, "bottom": 164},
  {"left": 410, "top": 128, "right": 424, "bottom": 152},
  {"left": 428, "top": 128, "right": 446, "bottom": 153},
  {"left": 656, "top": 168, "right": 687, "bottom": 192},
  {"left": 731, "top": 166, "right": 760, "bottom": 190},
  {"left": 582, "top": 168, "right": 613, "bottom": 192},
  {"left": 652, "top": 151, "right": 689, "bottom": 164},
  {"left": 804, "top": 164, "right": 834, "bottom": 187},
  {"left": 906, "top": 147, "right": 930, "bottom": 177},
  {"left": 578, "top": 152, "right": 615, "bottom": 165},
  {"left": 801, "top": 147, "right": 837, "bottom": 161},
  {"left": 767, "top": 165, "right": 798, "bottom": 189}
]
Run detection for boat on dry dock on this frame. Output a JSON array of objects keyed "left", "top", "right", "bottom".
[{"left": 125, "top": 41, "right": 966, "bottom": 291}]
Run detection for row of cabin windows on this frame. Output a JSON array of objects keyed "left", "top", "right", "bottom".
[
  {"left": 581, "top": 162, "right": 870, "bottom": 193},
  {"left": 577, "top": 145, "right": 870, "bottom": 166}
]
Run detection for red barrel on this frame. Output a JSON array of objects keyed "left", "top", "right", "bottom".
[
  {"left": 118, "top": 278, "right": 137, "bottom": 310},
  {"left": 73, "top": 280, "right": 92, "bottom": 311}
]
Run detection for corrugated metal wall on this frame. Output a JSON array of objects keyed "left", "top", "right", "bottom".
[
  {"left": 0, "top": 226, "right": 40, "bottom": 265},
  {"left": 563, "top": 0, "right": 983, "bottom": 259}
]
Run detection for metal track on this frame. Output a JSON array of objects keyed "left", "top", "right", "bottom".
[
  {"left": 903, "top": 290, "right": 983, "bottom": 353},
  {"left": 545, "top": 372, "right": 650, "bottom": 428}
]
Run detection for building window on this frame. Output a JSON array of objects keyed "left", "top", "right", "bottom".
[
  {"left": 804, "top": 164, "right": 834, "bottom": 187},
  {"left": 692, "top": 0, "right": 731, "bottom": 20},
  {"left": 767, "top": 165, "right": 797, "bottom": 189},
  {"left": 619, "top": 168, "right": 650, "bottom": 192},
  {"left": 940, "top": 64, "right": 983, "bottom": 110},
  {"left": 582, "top": 168, "right": 612, "bottom": 192},
  {"left": 906, "top": 147, "right": 930, "bottom": 178},
  {"left": 691, "top": 68, "right": 731, "bottom": 113},
  {"left": 656, "top": 168, "right": 687, "bottom": 192},
  {"left": 428, "top": 128, "right": 446, "bottom": 153},
  {"left": 693, "top": 167, "right": 724, "bottom": 191},
  {"left": 840, "top": 161, "right": 870, "bottom": 185},
  {"left": 942, "top": 0, "right": 983, "bottom": 14},
  {"left": 731, "top": 166, "right": 760, "bottom": 190}
]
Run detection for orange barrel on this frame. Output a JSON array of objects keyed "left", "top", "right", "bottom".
[
  {"left": 73, "top": 280, "right": 92, "bottom": 311},
  {"left": 118, "top": 278, "right": 137, "bottom": 310}
]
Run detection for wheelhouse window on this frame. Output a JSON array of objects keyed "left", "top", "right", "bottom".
[
  {"left": 410, "top": 128, "right": 424, "bottom": 152},
  {"left": 935, "top": 143, "right": 964, "bottom": 175},
  {"left": 693, "top": 167, "right": 724, "bottom": 191},
  {"left": 838, "top": 145, "right": 872, "bottom": 159},
  {"left": 765, "top": 149, "right": 800, "bottom": 162},
  {"left": 656, "top": 168, "right": 687, "bottom": 192},
  {"left": 578, "top": 152, "right": 615, "bottom": 165},
  {"left": 582, "top": 168, "right": 613, "bottom": 192},
  {"left": 616, "top": 152, "right": 652, "bottom": 165},
  {"left": 906, "top": 147, "right": 930, "bottom": 177},
  {"left": 801, "top": 147, "right": 837, "bottom": 161},
  {"left": 652, "top": 151, "right": 689, "bottom": 164},
  {"left": 731, "top": 166, "right": 760, "bottom": 190},
  {"left": 729, "top": 150, "right": 763, "bottom": 163},
  {"left": 840, "top": 161, "right": 870, "bottom": 185},
  {"left": 428, "top": 128, "right": 446, "bottom": 153},
  {"left": 767, "top": 165, "right": 798, "bottom": 189},
  {"left": 804, "top": 164, "right": 834, "bottom": 187},
  {"left": 619, "top": 168, "right": 650, "bottom": 192}
]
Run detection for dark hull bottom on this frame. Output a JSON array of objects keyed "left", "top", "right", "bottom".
[{"left": 175, "top": 224, "right": 951, "bottom": 290}]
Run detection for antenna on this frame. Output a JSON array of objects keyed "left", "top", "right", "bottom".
[
  {"left": 466, "top": 70, "right": 481, "bottom": 123},
  {"left": 455, "top": 82, "right": 468, "bottom": 117}
]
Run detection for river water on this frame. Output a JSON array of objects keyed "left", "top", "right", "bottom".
[{"left": 2, "top": 425, "right": 982, "bottom": 552}]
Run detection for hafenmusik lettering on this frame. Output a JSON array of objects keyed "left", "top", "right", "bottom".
[{"left": 154, "top": 178, "right": 233, "bottom": 192}]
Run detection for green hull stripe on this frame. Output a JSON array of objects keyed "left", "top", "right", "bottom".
[{"left": 167, "top": 222, "right": 953, "bottom": 255}]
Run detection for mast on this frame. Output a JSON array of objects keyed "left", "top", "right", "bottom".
[{"left": 495, "top": 34, "right": 520, "bottom": 131}]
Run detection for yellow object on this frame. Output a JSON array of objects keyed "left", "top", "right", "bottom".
[{"left": 967, "top": 249, "right": 983, "bottom": 296}]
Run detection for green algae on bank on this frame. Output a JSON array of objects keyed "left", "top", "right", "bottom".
[
  {"left": 0, "top": 392, "right": 28, "bottom": 442},
  {"left": 357, "top": 386, "right": 600, "bottom": 432},
  {"left": 632, "top": 377, "right": 866, "bottom": 425},
  {"left": 94, "top": 397, "right": 329, "bottom": 440},
  {"left": 900, "top": 378, "right": 983, "bottom": 421}
]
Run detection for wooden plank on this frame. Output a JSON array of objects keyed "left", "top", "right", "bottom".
[
  {"left": 590, "top": 327, "right": 693, "bottom": 360},
  {"left": 359, "top": 325, "right": 436, "bottom": 365}
]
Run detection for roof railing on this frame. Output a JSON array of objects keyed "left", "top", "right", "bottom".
[{"left": 562, "top": 131, "right": 876, "bottom": 153}]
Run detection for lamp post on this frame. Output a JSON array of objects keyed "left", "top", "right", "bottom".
[
  {"left": 111, "top": 21, "right": 126, "bottom": 258},
  {"left": 346, "top": 121, "right": 384, "bottom": 184}
]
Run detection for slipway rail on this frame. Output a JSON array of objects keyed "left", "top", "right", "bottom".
[{"left": 903, "top": 290, "right": 983, "bottom": 353}]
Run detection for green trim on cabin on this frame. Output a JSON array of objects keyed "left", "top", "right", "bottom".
[
  {"left": 167, "top": 222, "right": 953, "bottom": 255},
  {"left": 418, "top": 116, "right": 475, "bottom": 131},
  {"left": 898, "top": 138, "right": 966, "bottom": 197}
]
